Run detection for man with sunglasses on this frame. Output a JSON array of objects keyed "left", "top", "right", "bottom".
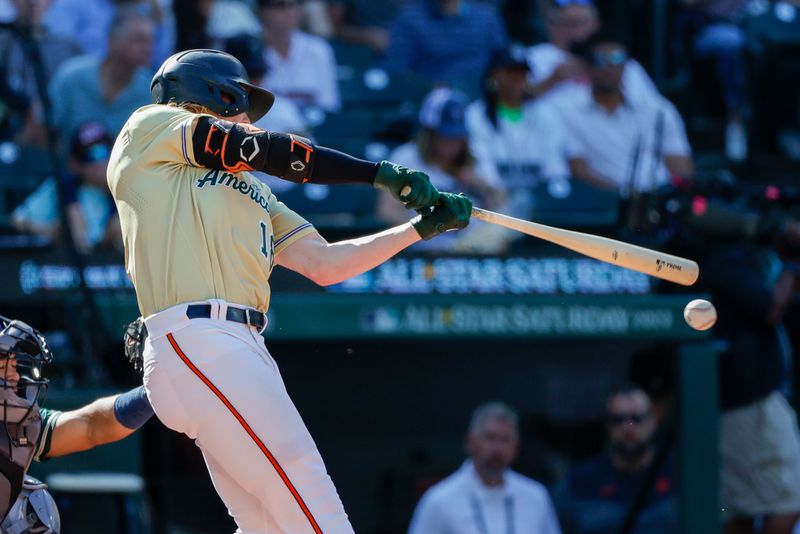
[
  {"left": 552, "top": 387, "right": 677, "bottom": 533},
  {"left": 526, "top": 0, "right": 657, "bottom": 106},
  {"left": 557, "top": 30, "right": 693, "bottom": 194}
]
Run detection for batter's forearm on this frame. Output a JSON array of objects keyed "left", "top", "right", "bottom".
[
  {"left": 319, "top": 224, "right": 421, "bottom": 285},
  {"left": 280, "top": 224, "right": 421, "bottom": 286},
  {"left": 192, "top": 116, "right": 379, "bottom": 185}
]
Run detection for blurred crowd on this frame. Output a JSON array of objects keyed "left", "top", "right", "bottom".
[
  {"left": 0, "top": 0, "right": 798, "bottom": 255},
  {"left": 1, "top": 0, "right": 800, "bottom": 532}
]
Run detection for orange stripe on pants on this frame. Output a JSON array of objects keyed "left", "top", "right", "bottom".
[{"left": 166, "top": 333, "right": 323, "bottom": 534}]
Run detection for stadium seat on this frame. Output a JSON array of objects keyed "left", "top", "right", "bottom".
[
  {"left": 0, "top": 145, "right": 52, "bottom": 230},
  {"left": 276, "top": 183, "right": 379, "bottom": 231},
  {"left": 530, "top": 179, "right": 620, "bottom": 228},
  {"left": 338, "top": 67, "right": 432, "bottom": 108},
  {"left": 330, "top": 39, "right": 377, "bottom": 73}
]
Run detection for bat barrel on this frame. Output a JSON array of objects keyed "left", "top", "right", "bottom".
[{"left": 470, "top": 207, "right": 700, "bottom": 286}]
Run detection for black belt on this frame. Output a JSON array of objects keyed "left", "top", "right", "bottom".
[{"left": 186, "top": 304, "right": 267, "bottom": 334}]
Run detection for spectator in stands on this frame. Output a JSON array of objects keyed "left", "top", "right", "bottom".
[
  {"left": 0, "top": 0, "right": 81, "bottom": 146},
  {"left": 43, "top": 0, "right": 172, "bottom": 65},
  {"left": 742, "top": 0, "right": 800, "bottom": 159},
  {"left": 378, "top": 88, "right": 507, "bottom": 253},
  {"left": 223, "top": 33, "right": 309, "bottom": 136},
  {"left": 206, "top": 0, "right": 262, "bottom": 45},
  {"left": 552, "top": 387, "right": 677, "bottom": 533},
  {"left": 327, "top": 0, "right": 406, "bottom": 53},
  {"left": 382, "top": 0, "right": 508, "bottom": 90},
  {"left": 11, "top": 121, "right": 120, "bottom": 253},
  {"left": 679, "top": 0, "right": 749, "bottom": 161},
  {"left": 408, "top": 402, "right": 561, "bottom": 534},
  {"left": 689, "top": 218, "right": 800, "bottom": 534},
  {"left": 466, "top": 45, "right": 571, "bottom": 222},
  {"left": 48, "top": 6, "right": 154, "bottom": 143},
  {"left": 559, "top": 30, "right": 693, "bottom": 194},
  {"left": 258, "top": 0, "right": 340, "bottom": 113},
  {"left": 527, "top": 0, "right": 657, "bottom": 106}
]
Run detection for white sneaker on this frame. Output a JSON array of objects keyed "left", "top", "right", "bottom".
[{"left": 725, "top": 120, "right": 748, "bottom": 161}]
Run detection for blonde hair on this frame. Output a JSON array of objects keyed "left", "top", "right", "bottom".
[
  {"left": 167, "top": 101, "right": 216, "bottom": 116},
  {"left": 415, "top": 128, "right": 474, "bottom": 175}
]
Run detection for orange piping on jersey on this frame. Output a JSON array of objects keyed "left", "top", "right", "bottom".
[{"left": 166, "top": 333, "right": 323, "bottom": 534}]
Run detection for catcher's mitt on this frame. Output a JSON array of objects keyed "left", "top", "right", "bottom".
[{"left": 123, "top": 317, "right": 147, "bottom": 374}]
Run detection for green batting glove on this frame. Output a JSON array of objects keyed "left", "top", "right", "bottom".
[
  {"left": 411, "top": 192, "right": 472, "bottom": 240},
  {"left": 374, "top": 161, "right": 440, "bottom": 211}
]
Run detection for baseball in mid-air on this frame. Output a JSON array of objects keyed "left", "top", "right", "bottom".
[{"left": 683, "top": 299, "right": 717, "bottom": 331}]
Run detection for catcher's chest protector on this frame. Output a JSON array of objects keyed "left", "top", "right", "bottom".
[{"left": 0, "top": 410, "right": 41, "bottom": 528}]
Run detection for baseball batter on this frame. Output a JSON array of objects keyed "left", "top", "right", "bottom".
[{"left": 107, "top": 49, "right": 472, "bottom": 533}]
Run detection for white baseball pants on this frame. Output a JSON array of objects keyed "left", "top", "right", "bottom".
[{"left": 142, "top": 300, "right": 354, "bottom": 534}]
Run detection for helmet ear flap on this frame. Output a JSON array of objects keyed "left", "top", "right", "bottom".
[{"left": 151, "top": 79, "right": 165, "bottom": 104}]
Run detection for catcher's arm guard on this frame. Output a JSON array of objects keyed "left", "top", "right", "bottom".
[{"left": 123, "top": 317, "right": 147, "bottom": 374}]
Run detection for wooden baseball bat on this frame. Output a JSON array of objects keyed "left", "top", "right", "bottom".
[
  {"left": 470, "top": 207, "right": 699, "bottom": 286},
  {"left": 400, "top": 186, "right": 699, "bottom": 286}
]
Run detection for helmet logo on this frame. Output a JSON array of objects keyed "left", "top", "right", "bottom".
[
  {"left": 240, "top": 136, "right": 260, "bottom": 162},
  {"left": 291, "top": 161, "right": 306, "bottom": 172}
]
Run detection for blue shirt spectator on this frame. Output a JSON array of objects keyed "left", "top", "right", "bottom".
[
  {"left": 382, "top": 0, "right": 507, "bottom": 86},
  {"left": 43, "top": 0, "right": 173, "bottom": 65},
  {"left": 48, "top": 6, "right": 154, "bottom": 142},
  {"left": 552, "top": 387, "right": 677, "bottom": 534},
  {"left": 0, "top": 0, "right": 82, "bottom": 146},
  {"left": 11, "top": 121, "right": 120, "bottom": 252},
  {"left": 328, "top": 0, "right": 409, "bottom": 52},
  {"left": 553, "top": 453, "right": 676, "bottom": 534}
]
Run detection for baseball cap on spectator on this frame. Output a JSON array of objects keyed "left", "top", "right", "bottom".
[
  {"left": 418, "top": 88, "right": 470, "bottom": 138},
  {"left": 488, "top": 44, "right": 530, "bottom": 72},
  {"left": 224, "top": 34, "right": 268, "bottom": 79},
  {"left": 70, "top": 122, "right": 113, "bottom": 163}
]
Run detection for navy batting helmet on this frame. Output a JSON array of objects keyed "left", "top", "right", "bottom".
[{"left": 151, "top": 49, "right": 275, "bottom": 122}]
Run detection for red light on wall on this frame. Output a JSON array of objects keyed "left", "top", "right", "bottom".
[{"left": 692, "top": 196, "right": 708, "bottom": 216}]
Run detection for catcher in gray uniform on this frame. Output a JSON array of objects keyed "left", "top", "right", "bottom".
[{"left": 0, "top": 316, "right": 154, "bottom": 533}]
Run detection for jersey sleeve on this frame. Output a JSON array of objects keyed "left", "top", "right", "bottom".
[
  {"left": 33, "top": 408, "right": 62, "bottom": 462},
  {"left": 121, "top": 104, "right": 206, "bottom": 168},
  {"left": 268, "top": 194, "right": 316, "bottom": 255}
]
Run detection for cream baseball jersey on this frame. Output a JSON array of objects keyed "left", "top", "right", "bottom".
[{"left": 107, "top": 104, "right": 316, "bottom": 317}]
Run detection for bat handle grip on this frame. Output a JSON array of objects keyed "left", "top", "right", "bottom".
[{"left": 400, "top": 184, "right": 435, "bottom": 215}]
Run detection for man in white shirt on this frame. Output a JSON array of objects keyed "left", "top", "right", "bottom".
[
  {"left": 258, "top": 0, "right": 340, "bottom": 113},
  {"left": 558, "top": 31, "right": 693, "bottom": 194},
  {"left": 466, "top": 46, "right": 571, "bottom": 222},
  {"left": 526, "top": 0, "right": 657, "bottom": 106},
  {"left": 408, "top": 402, "right": 561, "bottom": 534}
]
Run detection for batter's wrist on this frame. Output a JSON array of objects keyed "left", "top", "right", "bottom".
[{"left": 113, "top": 385, "right": 154, "bottom": 429}]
